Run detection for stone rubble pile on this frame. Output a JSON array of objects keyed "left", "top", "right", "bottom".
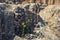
[
  {"left": 22, "top": 5, "right": 60, "bottom": 40},
  {"left": 0, "top": 3, "right": 60, "bottom": 40},
  {"left": 0, "top": 3, "right": 46, "bottom": 40},
  {"left": 38, "top": 5, "right": 60, "bottom": 40}
]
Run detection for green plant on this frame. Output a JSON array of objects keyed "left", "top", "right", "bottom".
[{"left": 22, "top": 22, "right": 26, "bottom": 36}]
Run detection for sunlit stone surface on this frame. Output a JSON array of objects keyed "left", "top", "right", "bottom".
[{"left": 0, "top": 3, "right": 60, "bottom": 40}]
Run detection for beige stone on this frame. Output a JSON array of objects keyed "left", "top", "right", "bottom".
[
  {"left": 55, "top": 0, "right": 60, "bottom": 5},
  {"left": 36, "top": 0, "right": 40, "bottom": 4}
]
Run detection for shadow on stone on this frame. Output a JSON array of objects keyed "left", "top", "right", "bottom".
[{"left": 0, "top": 6, "right": 46, "bottom": 40}]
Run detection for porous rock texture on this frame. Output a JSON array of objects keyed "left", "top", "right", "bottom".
[
  {"left": 39, "top": 5, "right": 60, "bottom": 40},
  {"left": 0, "top": 3, "right": 60, "bottom": 40},
  {"left": 0, "top": 3, "right": 45, "bottom": 40}
]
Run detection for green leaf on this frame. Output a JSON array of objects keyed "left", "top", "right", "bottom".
[{"left": 23, "top": 24, "right": 26, "bottom": 28}]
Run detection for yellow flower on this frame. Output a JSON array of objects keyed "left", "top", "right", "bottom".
[
  {"left": 22, "top": 22, "right": 26, "bottom": 28},
  {"left": 23, "top": 24, "right": 26, "bottom": 28}
]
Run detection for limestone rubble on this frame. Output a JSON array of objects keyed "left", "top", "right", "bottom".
[
  {"left": 0, "top": 3, "right": 60, "bottom": 40},
  {"left": 39, "top": 5, "right": 60, "bottom": 40}
]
